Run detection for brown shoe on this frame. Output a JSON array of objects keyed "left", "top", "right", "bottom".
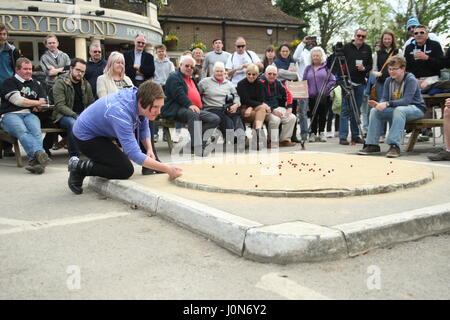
[{"left": 279, "top": 140, "right": 296, "bottom": 147}]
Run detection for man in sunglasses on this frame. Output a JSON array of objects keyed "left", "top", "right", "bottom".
[
  {"left": 85, "top": 43, "right": 106, "bottom": 99},
  {"left": 124, "top": 34, "right": 155, "bottom": 87},
  {"left": 225, "top": 37, "right": 263, "bottom": 87},
  {"left": 160, "top": 55, "right": 220, "bottom": 157},
  {"left": 404, "top": 25, "right": 443, "bottom": 90},
  {"left": 402, "top": 15, "right": 440, "bottom": 53},
  {"left": 338, "top": 28, "right": 373, "bottom": 146}
]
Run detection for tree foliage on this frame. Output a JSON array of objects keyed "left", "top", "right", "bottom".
[{"left": 275, "top": 0, "right": 330, "bottom": 38}]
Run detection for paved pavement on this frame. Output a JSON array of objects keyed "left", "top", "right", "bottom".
[
  {"left": 0, "top": 133, "right": 449, "bottom": 300},
  {"left": 89, "top": 133, "right": 450, "bottom": 263}
]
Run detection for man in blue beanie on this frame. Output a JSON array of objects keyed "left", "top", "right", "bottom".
[{"left": 402, "top": 15, "right": 440, "bottom": 52}]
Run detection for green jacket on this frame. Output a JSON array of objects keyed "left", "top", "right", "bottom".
[{"left": 52, "top": 73, "right": 95, "bottom": 123}]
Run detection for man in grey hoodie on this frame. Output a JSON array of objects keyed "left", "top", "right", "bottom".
[
  {"left": 358, "top": 55, "right": 425, "bottom": 158},
  {"left": 39, "top": 34, "right": 71, "bottom": 88}
]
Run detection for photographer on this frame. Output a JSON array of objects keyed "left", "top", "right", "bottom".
[
  {"left": 198, "top": 62, "right": 244, "bottom": 148},
  {"left": 337, "top": 28, "right": 373, "bottom": 145}
]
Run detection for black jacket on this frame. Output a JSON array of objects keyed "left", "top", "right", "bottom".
[
  {"left": 259, "top": 75, "right": 288, "bottom": 110},
  {"left": 85, "top": 58, "right": 106, "bottom": 98},
  {"left": 376, "top": 48, "right": 400, "bottom": 83},
  {"left": 124, "top": 48, "right": 155, "bottom": 85},
  {"left": 342, "top": 41, "right": 373, "bottom": 85},
  {"left": 236, "top": 78, "right": 265, "bottom": 108},
  {"left": 160, "top": 70, "right": 198, "bottom": 120},
  {"left": 405, "top": 38, "right": 443, "bottom": 78}
]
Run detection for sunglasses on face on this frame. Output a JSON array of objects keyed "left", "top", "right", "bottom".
[
  {"left": 247, "top": 73, "right": 257, "bottom": 76},
  {"left": 267, "top": 72, "right": 277, "bottom": 76},
  {"left": 414, "top": 31, "right": 426, "bottom": 35},
  {"left": 136, "top": 41, "right": 145, "bottom": 45},
  {"left": 236, "top": 45, "right": 246, "bottom": 48},
  {"left": 183, "top": 64, "right": 195, "bottom": 69},
  {"left": 92, "top": 51, "right": 102, "bottom": 54},
  {"left": 356, "top": 34, "right": 366, "bottom": 39}
]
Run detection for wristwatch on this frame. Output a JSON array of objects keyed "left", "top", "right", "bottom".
[{"left": 386, "top": 102, "right": 390, "bottom": 107}]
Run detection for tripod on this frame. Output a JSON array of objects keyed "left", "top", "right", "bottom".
[{"left": 308, "top": 53, "right": 365, "bottom": 146}]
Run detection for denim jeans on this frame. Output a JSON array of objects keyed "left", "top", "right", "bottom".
[
  {"left": 297, "top": 98, "right": 309, "bottom": 139},
  {"left": 366, "top": 105, "right": 424, "bottom": 147},
  {"left": 1, "top": 113, "right": 43, "bottom": 161},
  {"left": 339, "top": 84, "right": 365, "bottom": 139},
  {"left": 58, "top": 116, "right": 80, "bottom": 157}
]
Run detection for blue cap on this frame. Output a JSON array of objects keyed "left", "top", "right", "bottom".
[{"left": 406, "top": 15, "right": 420, "bottom": 29}]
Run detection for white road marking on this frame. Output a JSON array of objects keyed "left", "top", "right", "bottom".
[
  {"left": 256, "top": 272, "right": 332, "bottom": 300},
  {"left": 0, "top": 211, "right": 131, "bottom": 235},
  {"left": 0, "top": 218, "right": 31, "bottom": 226}
]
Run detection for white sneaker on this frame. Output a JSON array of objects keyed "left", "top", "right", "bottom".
[
  {"left": 326, "top": 131, "right": 334, "bottom": 138},
  {"left": 309, "top": 133, "right": 316, "bottom": 143},
  {"left": 319, "top": 132, "right": 327, "bottom": 142},
  {"left": 171, "top": 130, "right": 181, "bottom": 143}
]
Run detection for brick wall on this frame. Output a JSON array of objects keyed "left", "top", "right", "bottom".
[{"left": 162, "top": 22, "right": 299, "bottom": 56}]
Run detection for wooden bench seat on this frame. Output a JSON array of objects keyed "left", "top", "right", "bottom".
[
  {"left": 405, "top": 119, "right": 444, "bottom": 152},
  {"left": 0, "top": 128, "right": 66, "bottom": 167},
  {"left": 153, "top": 118, "right": 177, "bottom": 151}
]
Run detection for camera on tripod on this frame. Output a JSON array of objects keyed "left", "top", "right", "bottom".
[{"left": 333, "top": 42, "right": 345, "bottom": 56}]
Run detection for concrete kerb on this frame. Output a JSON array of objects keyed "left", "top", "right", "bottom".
[
  {"left": 88, "top": 176, "right": 262, "bottom": 255},
  {"left": 88, "top": 177, "right": 450, "bottom": 264},
  {"left": 334, "top": 203, "right": 450, "bottom": 257}
]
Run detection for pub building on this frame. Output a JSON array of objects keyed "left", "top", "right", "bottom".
[{"left": 0, "top": 0, "right": 162, "bottom": 67}]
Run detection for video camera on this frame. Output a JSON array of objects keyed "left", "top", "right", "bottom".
[
  {"left": 333, "top": 42, "right": 345, "bottom": 56},
  {"left": 224, "top": 94, "right": 235, "bottom": 111}
]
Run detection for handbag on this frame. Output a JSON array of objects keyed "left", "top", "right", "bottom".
[{"left": 369, "top": 83, "right": 378, "bottom": 100}]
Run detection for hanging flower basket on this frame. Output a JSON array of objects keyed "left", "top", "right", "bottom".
[{"left": 164, "top": 34, "right": 179, "bottom": 51}]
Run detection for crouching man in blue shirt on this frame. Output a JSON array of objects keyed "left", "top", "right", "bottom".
[{"left": 69, "top": 80, "right": 182, "bottom": 195}]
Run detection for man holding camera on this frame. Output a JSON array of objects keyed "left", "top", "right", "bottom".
[{"left": 339, "top": 28, "right": 373, "bottom": 145}]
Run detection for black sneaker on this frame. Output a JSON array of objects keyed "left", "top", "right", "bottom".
[
  {"left": 142, "top": 167, "right": 164, "bottom": 175},
  {"left": 428, "top": 150, "right": 450, "bottom": 161},
  {"left": 339, "top": 138, "right": 350, "bottom": 145},
  {"left": 358, "top": 144, "right": 381, "bottom": 155},
  {"left": 25, "top": 160, "right": 45, "bottom": 174},
  {"left": 351, "top": 136, "right": 365, "bottom": 144},
  {"left": 386, "top": 144, "right": 401, "bottom": 158}
]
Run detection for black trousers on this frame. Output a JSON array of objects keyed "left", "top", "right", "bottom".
[
  {"left": 175, "top": 108, "right": 220, "bottom": 148},
  {"left": 74, "top": 136, "right": 134, "bottom": 180},
  {"left": 309, "top": 96, "right": 330, "bottom": 135},
  {"left": 206, "top": 108, "right": 245, "bottom": 143}
]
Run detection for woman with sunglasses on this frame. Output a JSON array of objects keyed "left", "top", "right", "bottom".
[
  {"left": 236, "top": 64, "right": 271, "bottom": 150},
  {"left": 97, "top": 51, "right": 134, "bottom": 98}
]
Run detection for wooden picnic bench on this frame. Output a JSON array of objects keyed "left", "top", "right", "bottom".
[
  {"left": 153, "top": 118, "right": 177, "bottom": 152},
  {"left": 404, "top": 93, "right": 449, "bottom": 152},
  {"left": 0, "top": 128, "right": 66, "bottom": 167}
]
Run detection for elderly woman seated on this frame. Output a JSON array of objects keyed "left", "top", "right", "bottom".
[
  {"left": 198, "top": 61, "right": 245, "bottom": 150},
  {"left": 96, "top": 51, "right": 134, "bottom": 98},
  {"left": 236, "top": 63, "right": 271, "bottom": 150}
]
